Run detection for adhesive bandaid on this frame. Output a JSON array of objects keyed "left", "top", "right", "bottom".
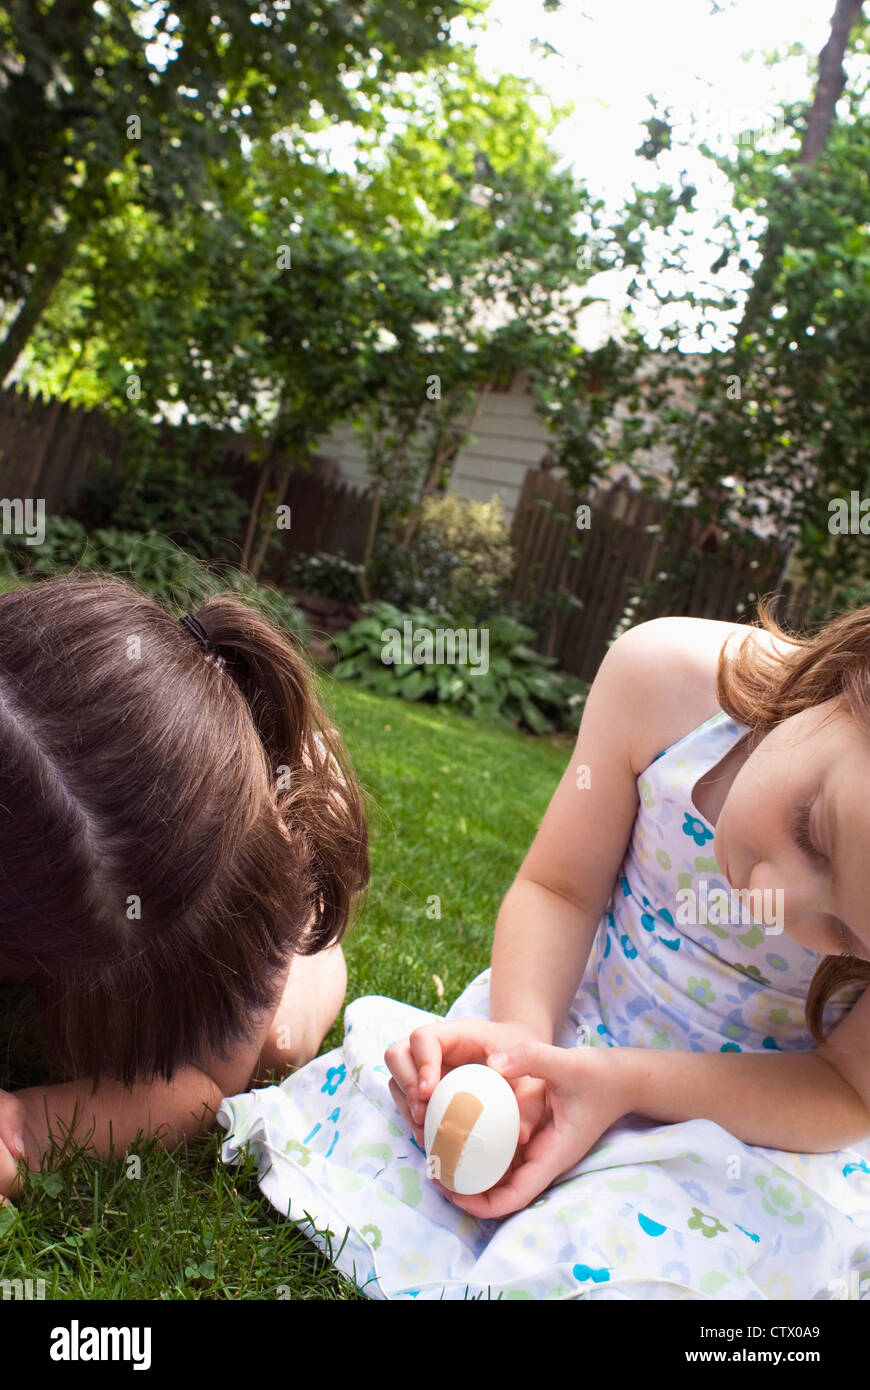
[{"left": 429, "top": 1091, "right": 484, "bottom": 1191}]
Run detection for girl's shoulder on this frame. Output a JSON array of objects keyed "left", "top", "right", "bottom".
[{"left": 610, "top": 616, "right": 799, "bottom": 777}]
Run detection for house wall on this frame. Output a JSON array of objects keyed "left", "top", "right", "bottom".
[
  {"left": 444, "top": 388, "right": 552, "bottom": 519},
  {"left": 313, "top": 355, "right": 803, "bottom": 535},
  {"left": 315, "top": 381, "right": 678, "bottom": 523}
]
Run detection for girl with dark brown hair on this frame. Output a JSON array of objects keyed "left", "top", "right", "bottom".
[{"left": 0, "top": 572, "right": 368, "bottom": 1201}]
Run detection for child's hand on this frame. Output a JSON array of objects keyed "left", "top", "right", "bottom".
[
  {"left": 0, "top": 1089, "right": 28, "bottom": 1202},
  {"left": 441, "top": 1040, "right": 632, "bottom": 1220},
  {"left": 385, "top": 1020, "right": 548, "bottom": 1151}
]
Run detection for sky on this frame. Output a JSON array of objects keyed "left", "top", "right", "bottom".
[
  {"left": 462, "top": 0, "right": 835, "bottom": 199},
  {"left": 454, "top": 0, "right": 848, "bottom": 349},
  {"left": 305, "top": 0, "right": 848, "bottom": 350},
  {"left": 138, "top": 0, "right": 859, "bottom": 351}
]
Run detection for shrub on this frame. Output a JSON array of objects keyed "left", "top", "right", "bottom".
[
  {"left": 376, "top": 494, "right": 515, "bottom": 623},
  {"left": 281, "top": 550, "right": 364, "bottom": 603},
  {"left": 71, "top": 453, "right": 249, "bottom": 564},
  {"left": 332, "top": 599, "right": 586, "bottom": 734},
  {"left": 0, "top": 517, "right": 309, "bottom": 642}
]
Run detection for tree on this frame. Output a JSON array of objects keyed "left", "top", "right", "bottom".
[
  {"left": 0, "top": 0, "right": 481, "bottom": 381},
  {"left": 597, "top": 3, "right": 870, "bottom": 623},
  {"left": 16, "top": 35, "right": 623, "bottom": 592}
]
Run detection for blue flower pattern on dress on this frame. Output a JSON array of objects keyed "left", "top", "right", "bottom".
[
  {"left": 321, "top": 1064, "right": 346, "bottom": 1096},
  {"left": 682, "top": 812, "right": 714, "bottom": 847}
]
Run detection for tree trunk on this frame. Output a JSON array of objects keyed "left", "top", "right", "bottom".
[
  {"left": 59, "top": 332, "right": 91, "bottom": 397},
  {"left": 398, "top": 381, "right": 492, "bottom": 552},
  {"left": 359, "top": 478, "right": 384, "bottom": 602},
  {"left": 241, "top": 389, "right": 290, "bottom": 572},
  {"left": 735, "top": 0, "right": 864, "bottom": 341},
  {"left": 0, "top": 165, "right": 111, "bottom": 383},
  {"left": 249, "top": 447, "right": 300, "bottom": 581},
  {"left": 0, "top": 246, "right": 77, "bottom": 385},
  {"left": 240, "top": 448, "right": 275, "bottom": 573}
]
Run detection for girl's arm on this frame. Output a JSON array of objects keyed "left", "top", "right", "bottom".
[
  {"left": 489, "top": 621, "right": 672, "bottom": 1041},
  {"left": 611, "top": 1046, "right": 870, "bottom": 1151},
  {"left": 3, "top": 1023, "right": 270, "bottom": 1200},
  {"left": 386, "top": 620, "right": 699, "bottom": 1141},
  {"left": 610, "top": 851, "right": 870, "bottom": 1154},
  {"left": 446, "top": 1032, "right": 870, "bottom": 1220},
  {"left": 8, "top": 1068, "right": 226, "bottom": 1197}
]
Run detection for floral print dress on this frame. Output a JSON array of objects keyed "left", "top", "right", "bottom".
[{"left": 218, "top": 710, "right": 870, "bottom": 1300}]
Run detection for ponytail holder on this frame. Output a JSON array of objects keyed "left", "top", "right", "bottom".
[{"left": 179, "top": 613, "right": 212, "bottom": 651}]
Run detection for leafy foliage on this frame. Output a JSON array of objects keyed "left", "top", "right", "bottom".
[
  {"left": 70, "top": 450, "right": 249, "bottom": 564},
  {"left": 14, "top": 40, "right": 625, "bottom": 587},
  {"left": 375, "top": 494, "right": 515, "bottom": 622},
  {"left": 332, "top": 600, "right": 586, "bottom": 733},
  {"left": 281, "top": 550, "right": 365, "bottom": 604},
  {"left": 0, "top": 0, "right": 475, "bottom": 308},
  {"left": 600, "top": 21, "right": 870, "bottom": 621}
]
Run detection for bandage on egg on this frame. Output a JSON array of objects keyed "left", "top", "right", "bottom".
[{"left": 429, "top": 1091, "right": 484, "bottom": 1192}]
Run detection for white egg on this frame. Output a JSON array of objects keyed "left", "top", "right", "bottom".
[{"left": 423, "top": 1062, "right": 520, "bottom": 1195}]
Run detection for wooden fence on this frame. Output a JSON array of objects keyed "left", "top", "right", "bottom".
[
  {"left": 0, "top": 384, "right": 814, "bottom": 676},
  {"left": 0, "top": 385, "right": 127, "bottom": 512},
  {"left": 0, "top": 384, "right": 374, "bottom": 566},
  {"left": 268, "top": 470, "right": 374, "bottom": 567},
  {"left": 509, "top": 469, "right": 812, "bottom": 682}
]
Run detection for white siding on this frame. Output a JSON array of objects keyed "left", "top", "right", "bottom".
[
  {"left": 313, "top": 362, "right": 701, "bottom": 521},
  {"left": 313, "top": 422, "right": 370, "bottom": 489},
  {"left": 315, "top": 418, "right": 439, "bottom": 492},
  {"left": 445, "top": 391, "right": 552, "bottom": 519}
]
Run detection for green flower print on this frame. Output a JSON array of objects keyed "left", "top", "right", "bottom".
[
  {"left": 754, "top": 1169, "right": 814, "bottom": 1226},
  {"left": 736, "top": 924, "right": 765, "bottom": 948},
  {"left": 687, "top": 976, "right": 715, "bottom": 1006},
  {"left": 732, "top": 962, "right": 771, "bottom": 987},
  {"left": 688, "top": 1207, "right": 728, "bottom": 1239}
]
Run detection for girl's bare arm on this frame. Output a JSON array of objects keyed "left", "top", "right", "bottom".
[
  {"left": 489, "top": 620, "right": 684, "bottom": 1042},
  {"left": 5, "top": 1068, "right": 224, "bottom": 1199},
  {"left": 610, "top": 1044, "right": 870, "bottom": 1151},
  {"left": 5, "top": 1016, "right": 271, "bottom": 1200}
]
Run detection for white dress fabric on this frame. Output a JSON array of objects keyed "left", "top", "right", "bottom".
[{"left": 217, "top": 710, "right": 870, "bottom": 1300}]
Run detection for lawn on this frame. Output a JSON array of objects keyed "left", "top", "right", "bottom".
[{"left": 0, "top": 680, "right": 570, "bottom": 1300}]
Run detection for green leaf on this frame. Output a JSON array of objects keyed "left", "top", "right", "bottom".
[
  {"left": 519, "top": 697, "right": 554, "bottom": 734},
  {"left": 399, "top": 669, "right": 429, "bottom": 699}
]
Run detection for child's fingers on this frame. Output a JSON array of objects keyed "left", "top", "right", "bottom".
[
  {"left": 513, "top": 1078, "right": 548, "bottom": 1147},
  {"left": 385, "top": 1029, "right": 445, "bottom": 1125},
  {"left": 387, "top": 1077, "right": 412, "bottom": 1126},
  {"left": 383, "top": 1040, "right": 417, "bottom": 1093},
  {"left": 0, "top": 1137, "right": 20, "bottom": 1203},
  {"left": 446, "top": 1148, "right": 562, "bottom": 1220},
  {"left": 408, "top": 1028, "right": 446, "bottom": 1106},
  {"left": 387, "top": 1080, "right": 425, "bottom": 1146},
  {"left": 0, "top": 1092, "right": 26, "bottom": 1162},
  {"left": 383, "top": 1038, "right": 426, "bottom": 1115},
  {"left": 488, "top": 1040, "right": 576, "bottom": 1089}
]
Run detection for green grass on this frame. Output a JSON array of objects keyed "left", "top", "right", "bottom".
[{"left": 0, "top": 681, "right": 570, "bottom": 1300}]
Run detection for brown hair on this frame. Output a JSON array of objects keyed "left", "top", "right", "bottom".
[
  {"left": 0, "top": 573, "right": 368, "bottom": 1090},
  {"left": 717, "top": 594, "right": 870, "bottom": 1045}
]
